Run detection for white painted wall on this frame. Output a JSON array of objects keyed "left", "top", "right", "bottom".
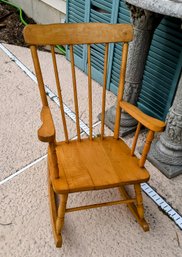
[{"left": 10, "top": 0, "right": 66, "bottom": 24}]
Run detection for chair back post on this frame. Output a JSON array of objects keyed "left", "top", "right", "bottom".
[
  {"left": 30, "top": 46, "right": 48, "bottom": 107},
  {"left": 30, "top": 45, "right": 59, "bottom": 177},
  {"left": 114, "top": 43, "right": 129, "bottom": 139}
]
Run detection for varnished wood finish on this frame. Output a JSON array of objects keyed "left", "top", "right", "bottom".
[
  {"left": 101, "top": 43, "right": 109, "bottom": 140},
  {"left": 87, "top": 44, "right": 92, "bottom": 140},
  {"left": 30, "top": 46, "right": 48, "bottom": 106},
  {"left": 38, "top": 106, "right": 55, "bottom": 142},
  {"left": 120, "top": 101, "right": 165, "bottom": 132},
  {"left": 131, "top": 122, "right": 141, "bottom": 156},
  {"left": 51, "top": 46, "right": 69, "bottom": 142},
  {"left": 119, "top": 186, "right": 149, "bottom": 231},
  {"left": 139, "top": 130, "right": 154, "bottom": 167},
  {"left": 114, "top": 43, "right": 129, "bottom": 139},
  {"left": 48, "top": 144, "right": 59, "bottom": 179},
  {"left": 70, "top": 45, "right": 81, "bottom": 141},
  {"left": 24, "top": 23, "right": 133, "bottom": 45},
  {"left": 52, "top": 137, "right": 149, "bottom": 194},
  {"left": 48, "top": 170, "right": 62, "bottom": 247},
  {"left": 134, "top": 184, "right": 144, "bottom": 219},
  {"left": 66, "top": 198, "right": 135, "bottom": 213},
  {"left": 24, "top": 23, "right": 165, "bottom": 247},
  {"left": 56, "top": 194, "right": 68, "bottom": 234}
]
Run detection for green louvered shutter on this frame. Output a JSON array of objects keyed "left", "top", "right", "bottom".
[
  {"left": 137, "top": 16, "right": 182, "bottom": 120},
  {"left": 66, "top": 0, "right": 181, "bottom": 121},
  {"left": 108, "top": 0, "right": 130, "bottom": 94},
  {"left": 87, "top": 0, "right": 116, "bottom": 84},
  {"left": 66, "top": 0, "right": 86, "bottom": 70}
]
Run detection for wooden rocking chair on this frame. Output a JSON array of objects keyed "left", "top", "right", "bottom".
[{"left": 23, "top": 23, "right": 165, "bottom": 247}]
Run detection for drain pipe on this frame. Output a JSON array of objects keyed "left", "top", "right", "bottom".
[{"left": 0, "top": 0, "right": 66, "bottom": 55}]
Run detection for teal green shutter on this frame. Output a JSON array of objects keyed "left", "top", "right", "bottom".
[
  {"left": 66, "top": 0, "right": 182, "bottom": 121},
  {"left": 66, "top": 0, "right": 86, "bottom": 70},
  {"left": 138, "top": 16, "right": 182, "bottom": 120},
  {"left": 87, "top": 0, "right": 117, "bottom": 85},
  {"left": 108, "top": 0, "right": 130, "bottom": 94}
]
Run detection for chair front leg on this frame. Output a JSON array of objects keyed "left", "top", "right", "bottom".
[
  {"left": 134, "top": 184, "right": 144, "bottom": 219},
  {"left": 56, "top": 194, "right": 68, "bottom": 235}
]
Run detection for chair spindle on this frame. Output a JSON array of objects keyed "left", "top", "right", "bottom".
[
  {"left": 51, "top": 46, "right": 69, "bottom": 143},
  {"left": 139, "top": 130, "right": 154, "bottom": 167},
  {"left": 131, "top": 122, "right": 141, "bottom": 156},
  {"left": 30, "top": 46, "right": 48, "bottom": 106},
  {"left": 87, "top": 44, "right": 92, "bottom": 140},
  {"left": 114, "top": 43, "right": 129, "bottom": 139},
  {"left": 101, "top": 43, "right": 109, "bottom": 140},
  {"left": 70, "top": 45, "right": 81, "bottom": 141}
]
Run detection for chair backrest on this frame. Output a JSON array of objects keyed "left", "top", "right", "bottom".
[
  {"left": 24, "top": 23, "right": 165, "bottom": 168},
  {"left": 23, "top": 23, "right": 133, "bottom": 141}
]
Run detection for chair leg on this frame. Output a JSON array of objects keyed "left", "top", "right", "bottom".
[
  {"left": 134, "top": 184, "right": 144, "bottom": 219},
  {"left": 119, "top": 185, "right": 149, "bottom": 232},
  {"left": 56, "top": 194, "right": 68, "bottom": 236},
  {"left": 48, "top": 175, "right": 63, "bottom": 247}
]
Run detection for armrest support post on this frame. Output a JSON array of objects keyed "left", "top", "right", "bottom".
[{"left": 139, "top": 130, "right": 154, "bottom": 167}]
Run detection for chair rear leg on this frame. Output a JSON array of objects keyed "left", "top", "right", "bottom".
[{"left": 119, "top": 185, "right": 149, "bottom": 231}]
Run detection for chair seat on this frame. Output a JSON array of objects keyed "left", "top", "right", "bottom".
[{"left": 49, "top": 136, "right": 150, "bottom": 193}]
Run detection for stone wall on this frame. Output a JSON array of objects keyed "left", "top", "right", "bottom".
[{"left": 10, "top": 0, "right": 66, "bottom": 24}]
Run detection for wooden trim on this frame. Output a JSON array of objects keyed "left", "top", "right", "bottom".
[{"left": 23, "top": 23, "right": 133, "bottom": 45}]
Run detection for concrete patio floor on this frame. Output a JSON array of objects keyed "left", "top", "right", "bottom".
[{"left": 0, "top": 43, "right": 181, "bottom": 257}]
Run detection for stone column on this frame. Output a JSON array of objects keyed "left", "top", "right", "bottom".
[
  {"left": 104, "top": 5, "right": 162, "bottom": 136},
  {"left": 148, "top": 74, "right": 182, "bottom": 178}
]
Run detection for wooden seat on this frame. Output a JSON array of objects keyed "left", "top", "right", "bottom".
[
  {"left": 51, "top": 137, "right": 150, "bottom": 194},
  {"left": 23, "top": 23, "right": 166, "bottom": 248}
]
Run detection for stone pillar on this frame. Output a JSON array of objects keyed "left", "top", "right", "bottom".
[
  {"left": 104, "top": 5, "right": 162, "bottom": 136},
  {"left": 148, "top": 74, "right": 182, "bottom": 178}
]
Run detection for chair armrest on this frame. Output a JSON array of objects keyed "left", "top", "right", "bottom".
[
  {"left": 120, "top": 101, "right": 165, "bottom": 132},
  {"left": 38, "top": 106, "right": 55, "bottom": 142}
]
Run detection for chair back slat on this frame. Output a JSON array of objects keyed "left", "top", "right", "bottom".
[
  {"left": 87, "top": 44, "right": 93, "bottom": 140},
  {"left": 30, "top": 46, "right": 48, "bottom": 107},
  {"left": 114, "top": 43, "right": 129, "bottom": 139},
  {"left": 101, "top": 43, "right": 109, "bottom": 140},
  {"left": 51, "top": 46, "right": 69, "bottom": 143},
  {"left": 70, "top": 45, "right": 81, "bottom": 141},
  {"left": 24, "top": 23, "right": 133, "bottom": 45}
]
